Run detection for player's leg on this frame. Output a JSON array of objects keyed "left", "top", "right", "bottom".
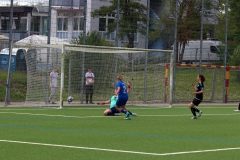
[
  {"left": 116, "top": 96, "right": 130, "bottom": 119},
  {"left": 49, "top": 87, "right": 56, "bottom": 104},
  {"left": 111, "top": 107, "right": 120, "bottom": 116},
  {"left": 194, "top": 102, "right": 202, "bottom": 118},
  {"left": 234, "top": 103, "right": 240, "bottom": 112},
  {"left": 104, "top": 109, "right": 114, "bottom": 116},
  {"left": 85, "top": 85, "right": 89, "bottom": 104},
  {"left": 121, "top": 106, "right": 137, "bottom": 116},
  {"left": 89, "top": 85, "right": 94, "bottom": 104},
  {"left": 51, "top": 87, "right": 57, "bottom": 104},
  {"left": 189, "top": 100, "right": 197, "bottom": 119}
]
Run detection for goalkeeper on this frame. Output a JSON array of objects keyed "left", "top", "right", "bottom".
[
  {"left": 98, "top": 93, "right": 121, "bottom": 116},
  {"left": 99, "top": 95, "right": 137, "bottom": 117}
]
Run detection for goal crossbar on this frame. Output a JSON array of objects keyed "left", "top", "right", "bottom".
[{"left": 15, "top": 42, "right": 173, "bottom": 54}]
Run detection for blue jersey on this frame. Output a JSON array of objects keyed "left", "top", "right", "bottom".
[{"left": 116, "top": 81, "right": 128, "bottom": 96}]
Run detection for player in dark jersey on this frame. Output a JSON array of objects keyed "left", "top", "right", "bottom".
[{"left": 188, "top": 74, "right": 205, "bottom": 119}]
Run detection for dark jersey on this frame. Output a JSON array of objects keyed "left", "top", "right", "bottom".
[{"left": 196, "top": 82, "right": 204, "bottom": 100}]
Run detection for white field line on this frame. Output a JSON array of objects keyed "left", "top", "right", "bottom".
[
  {"left": 0, "top": 139, "right": 240, "bottom": 156},
  {"left": 0, "top": 106, "right": 237, "bottom": 111},
  {"left": 0, "top": 111, "right": 239, "bottom": 119}
]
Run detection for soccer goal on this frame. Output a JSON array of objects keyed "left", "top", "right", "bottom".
[{"left": 15, "top": 43, "right": 173, "bottom": 108}]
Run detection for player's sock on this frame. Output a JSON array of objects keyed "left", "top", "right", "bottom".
[
  {"left": 194, "top": 107, "right": 199, "bottom": 112},
  {"left": 190, "top": 107, "right": 196, "bottom": 116},
  {"left": 107, "top": 112, "right": 115, "bottom": 116},
  {"left": 121, "top": 109, "right": 127, "bottom": 114},
  {"left": 238, "top": 103, "right": 240, "bottom": 110},
  {"left": 128, "top": 111, "right": 133, "bottom": 115}
]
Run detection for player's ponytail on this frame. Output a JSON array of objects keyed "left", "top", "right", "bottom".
[{"left": 199, "top": 74, "right": 205, "bottom": 82}]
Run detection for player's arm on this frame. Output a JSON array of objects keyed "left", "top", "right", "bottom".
[
  {"left": 115, "top": 87, "right": 120, "bottom": 95},
  {"left": 97, "top": 99, "right": 110, "bottom": 105},
  {"left": 49, "top": 74, "right": 53, "bottom": 87},
  {"left": 91, "top": 77, "right": 94, "bottom": 84},
  {"left": 86, "top": 77, "right": 89, "bottom": 83},
  {"left": 192, "top": 88, "right": 204, "bottom": 95},
  {"left": 127, "top": 81, "right": 131, "bottom": 93},
  {"left": 191, "top": 83, "right": 197, "bottom": 90}
]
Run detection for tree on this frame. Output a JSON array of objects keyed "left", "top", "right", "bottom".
[
  {"left": 228, "top": 0, "right": 240, "bottom": 43},
  {"left": 91, "top": 0, "right": 147, "bottom": 49},
  {"left": 150, "top": 0, "right": 218, "bottom": 63},
  {"left": 228, "top": 46, "right": 240, "bottom": 66},
  {"left": 214, "top": 0, "right": 240, "bottom": 65},
  {"left": 71, "top": 31, "right": 114, "bottom": 46}
]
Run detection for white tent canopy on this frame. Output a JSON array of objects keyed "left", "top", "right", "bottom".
[{"left": 14, "top": 35, "right": 69, "bottom": 46}]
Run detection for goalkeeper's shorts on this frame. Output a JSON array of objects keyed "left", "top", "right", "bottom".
[{"left": 110, "top": 107, "right": 120, "bottom": 113}]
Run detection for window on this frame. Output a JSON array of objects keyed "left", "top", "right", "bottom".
[
  {"left": 210, "top": 46, "right": 219, "bottom": 54},
  {"left": 99, "top": 18, "right": 106, "bottom": 31},
  {"left": 31, "top": 17, "right": 40, "bottom": 32},
  {"left": 1, "top": 19, "right": 9, "bottom": 30},
  {"left": 20, "top": 19, "right": 27, "bottom": 31},
  {"left": 57, "top": 13, "right": 68, "bottom": 31},
  {"left": 73, "top": 17, "right": 84, "bottom": 31},
  {"left": 99, "top": 14, "right": 115, "bottom": 32}
]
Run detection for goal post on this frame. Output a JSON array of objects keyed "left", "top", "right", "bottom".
[
  {"left": 60, "top": 44, "right": 173, "bottom": 108},
  {"left": 15, "top": 42, "right": 173, "bottom": 108}
]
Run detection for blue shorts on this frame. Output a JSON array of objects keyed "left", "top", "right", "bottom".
[
  {"left": 110, "top": 107, "right": 120, "bottom": 113},
  {"left": 116, "top": 95, "right": 128, "bottom": 107}
]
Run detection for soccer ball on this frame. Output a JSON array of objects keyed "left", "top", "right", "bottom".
[{"left": 67, "top": 96, "right": 73, "bottom": 102}]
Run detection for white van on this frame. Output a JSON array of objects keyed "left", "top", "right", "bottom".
[{"left": 179, "top": 39, "right": 222, "bottom": 64}]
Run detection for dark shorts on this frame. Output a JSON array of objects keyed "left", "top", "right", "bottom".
[
  {"left": 192, "top": 98, "right": 202, "bottom": 106},
  {"left": 116, "top": 95, "right": 128, "bottom": 107},
  {"left": 85, "top": 85, "right": 93, "bottom": 94},
  {"left": 110, "top": 107, "right": 120, "bottom": 113}
]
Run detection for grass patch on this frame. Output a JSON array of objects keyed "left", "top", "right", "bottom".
[
  {"left": 0, "top": 71, "right": 27, "bottom": 101},
  {"left": 0, "top": 106, "right": 239, "bottom": 159}
]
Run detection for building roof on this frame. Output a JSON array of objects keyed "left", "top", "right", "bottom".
[
  {"left": 33, "top": 6, "right": 49, "bottom": 13},
  {"left": 0, "top": 6, "right": 33, "bottom": 17}
]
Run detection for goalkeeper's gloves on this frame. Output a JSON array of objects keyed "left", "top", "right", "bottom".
[{"left": 97, "top": 102, "right": 106, "bottom": 105}]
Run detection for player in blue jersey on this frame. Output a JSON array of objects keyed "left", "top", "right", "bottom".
[
  {"left": 189, "top": 74, "right": 205, "bottom": 119},
  {"left": 115, "top": 75, "right": 131, "bottom": 120}
]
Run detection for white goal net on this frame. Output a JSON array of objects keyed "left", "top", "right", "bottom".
[{"left": 14, "top": 43, "right": 173, "bottom": 108}]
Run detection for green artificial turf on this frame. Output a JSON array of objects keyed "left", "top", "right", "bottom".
[{"left": 0, "top": 105, "right": 239, "bottom": 160}]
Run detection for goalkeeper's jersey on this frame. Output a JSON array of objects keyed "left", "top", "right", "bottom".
[{"left": 110, "top": 96, "right": 118, "bottom": 108}]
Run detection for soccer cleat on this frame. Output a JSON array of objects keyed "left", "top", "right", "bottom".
[
  {"left": 124, "top": 117, "right": 131, "bottom": 120},
  {"left": 89, "top": 101, "right": 94, "bottom": 104},
  {"left": 198, "top": 111, "right": 202, "bottom": 118},
  {"left": 234, "top": 109, "right": 240, "bottom": 112},
  {"left": 191, "top": 116, "right": 197, "bottom": 119},
  {"left": 52, "top": 102, "right": 57, "bottom": 104},
  {"left": 132, "top": 113, "right": 138, "bottom": 116}
]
